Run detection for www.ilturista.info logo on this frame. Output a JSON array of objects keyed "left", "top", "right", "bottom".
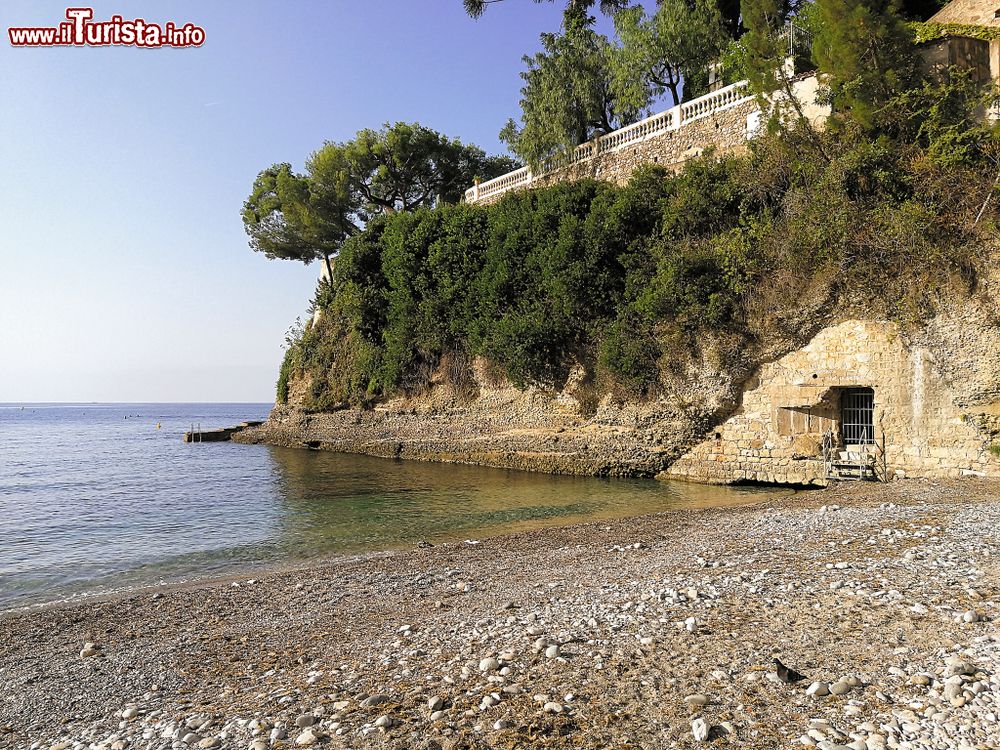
[{"left": 8, "top": 8, "right": 205, "bottom": 48}]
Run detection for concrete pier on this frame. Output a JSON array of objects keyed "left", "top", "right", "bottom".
[{"left": 183, "top": 421, "right": 263, "bottom": 444}]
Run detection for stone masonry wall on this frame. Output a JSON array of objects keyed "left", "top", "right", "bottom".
[
  {"left": 665, "top": 320, "right": 1000, "bottom": 486},
  {"left": 475, "top": 100, "right": 759, "bottom": 207}
]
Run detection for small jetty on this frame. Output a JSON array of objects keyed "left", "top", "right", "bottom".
[{"left": 183, "top": 421, "right": 263, "bottom": 443}]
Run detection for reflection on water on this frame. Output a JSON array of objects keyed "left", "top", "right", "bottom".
[
  {"left": 268, "top": 447, "right": 774, "bottom": 554},
  {"left": 0, "top": 403, "right": 782, "bottom": 609}
]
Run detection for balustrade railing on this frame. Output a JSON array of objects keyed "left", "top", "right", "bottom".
[
  {"left": 474, "top": 165, "right": 533, "bottom": 202},
  {"left": 466, "top": 79, "right": 753, "bottom": 204},
  {"left": 680, "top": 82, "right": 749, "bottom": 122}
]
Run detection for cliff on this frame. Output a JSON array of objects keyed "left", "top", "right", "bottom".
[
  {"left": 238, "top": 125, "right": 1000, "bottom": 484},
  {"left": 238, "top": 262, "right": 1000, "bottom": 483}
]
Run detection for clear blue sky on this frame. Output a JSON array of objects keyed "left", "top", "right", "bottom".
[{"left": 0, "top": 0, "right": 638, "bottom": 403}]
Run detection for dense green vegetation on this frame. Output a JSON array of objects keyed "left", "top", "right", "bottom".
[
  {"left": 482, "top": 0, "right": 948, "bottom": 163},
  {"left": 280, "top": 106, "right": 998, "bottom": 408},
  {"left": 243, "top": 122, "right": 516, "bottom": 281},
  {"left": 260, "top": 0, "right": 999, "bottom": 408}
]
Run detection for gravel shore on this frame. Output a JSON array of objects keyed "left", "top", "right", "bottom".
[{"left": 1, "top": 479, "right": 997, "bottom": 750}]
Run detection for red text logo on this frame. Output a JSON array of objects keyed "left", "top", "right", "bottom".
[{"left": 9, "top": 8, "right": 206, "bottom": 48}]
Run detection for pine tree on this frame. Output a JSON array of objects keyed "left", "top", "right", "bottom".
[
  {"left": 500, "top": 15, "right": 639, "bottom": 165},
  {"left": 610, "top": 0, "right": 729, "bottom": 108},
  {"left": 813, "top": 0, "right": 916, "bottom": 128}
]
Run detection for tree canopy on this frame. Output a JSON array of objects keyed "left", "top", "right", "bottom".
[
  {"left": 501, "top": 1, "right": 737, "bottom": 164},
  {"left": 500, "top": 16, "right": 639, "bottom": 165},
  {"left": 610, "top": 0, "right": 729, "bottom": 108},
  {"left": 318, "top": 122, "right": 516, "bottom": 215},
  {"left": 736, "top": 0, "right": 794, "bottom": 98},
  {"left": 242, "top": 163, "right": 351, "bottom": 282},
  {"left": 463, "top": 0, "right": 750, "bottom": 36},
  {"left": 463, "top": 0, "right": 630, "bottom": 22},
  {"left": 243, "top": 122, "right": 516, "bottom": 275},
  {"left": 813, "top": 0, "right": 916, "bottom": 128}
]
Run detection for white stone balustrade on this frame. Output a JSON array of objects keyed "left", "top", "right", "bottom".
[{"left": 466, "top": 80, "right": 753, "bottom": 204}]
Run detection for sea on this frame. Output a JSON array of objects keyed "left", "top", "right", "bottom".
[{"left": 0, "top": 403, "right": 774, "bottom": 610}]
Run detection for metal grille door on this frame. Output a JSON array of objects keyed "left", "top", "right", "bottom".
[{"left": 841, "top": 388, "right": 875, "bottom": 444}]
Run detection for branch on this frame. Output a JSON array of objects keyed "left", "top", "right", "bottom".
[
  {"left": 773, "top": 61, "right": 831, "bottom": 163},
  {"left": 355, "top": 179, "right": 396, "bottom": 213},
  {"left": 973, "top": 162, "right": 1000, "bottom": 228}
]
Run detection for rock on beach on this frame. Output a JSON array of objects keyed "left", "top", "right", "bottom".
[{"left": 2, "top": 479, "right": 999, "bottom": 750}]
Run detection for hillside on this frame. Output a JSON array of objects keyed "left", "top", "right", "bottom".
[{"left": 239, "top": 122, "right": 1000, "bottom": 484}]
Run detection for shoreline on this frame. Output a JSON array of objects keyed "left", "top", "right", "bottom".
[
  {"left": 0, "top": 547, "right": 403, "bottom": 618},
  {"left": 233, "top": 405, "right": 690, "bottom": 479},
  {"left": 1, "top": 483, "right": 799, "bottom": 617},
  {"left": 0, "top": 473, "right": 789, "bottom": 617},
  {"left": 1, "top": 479, "right": 997, "bottom": 749}
]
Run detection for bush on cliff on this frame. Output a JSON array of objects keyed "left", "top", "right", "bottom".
[{"left": 281, "top": 112, "right": 997, "bottom": 409}]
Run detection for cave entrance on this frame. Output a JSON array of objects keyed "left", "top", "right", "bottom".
[{"left": 840, "top": 387, "right": 875, "bottom": 445}]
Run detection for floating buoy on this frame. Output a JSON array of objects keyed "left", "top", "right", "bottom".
[{"left": 156, "top": 422, "right": 162, "bottom": 429}]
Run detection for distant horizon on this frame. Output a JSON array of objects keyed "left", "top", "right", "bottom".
[
  {"left": 0, "top": 399, "right": 275, "bottom": 406},
  {"left": 2, "top": 1, "right": 653, "bottom": 403}
]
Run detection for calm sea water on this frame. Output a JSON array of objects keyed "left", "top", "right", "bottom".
[{"left": 0, "top": 403, "right": 774, "bottom": 609}]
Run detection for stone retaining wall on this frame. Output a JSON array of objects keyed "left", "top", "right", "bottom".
[
  {"left": 475, "top": 100, "right": 759, "bottom": 207},
  {"left": 665, "top": 320, "right": 1000, "bottom": 486}
]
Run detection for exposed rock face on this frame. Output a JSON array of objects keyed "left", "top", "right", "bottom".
[
  {"left": 238, "top": 361, "right": 688, "bottom": 477},
  {"left": 666, "top": 319, "right": 1000, "bottom": 485},
  {"left": 240, "top": 277, "right": 1000, "bottom": 484}
]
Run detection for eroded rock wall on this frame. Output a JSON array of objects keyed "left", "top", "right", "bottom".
[
  {"left": 242, "top": 279, "right": 1000, "bottom": 484},
  {"left": 242, "top": 361, "right": 680, "bottom": 476},
  {"left": 665, "top": 319, "right": 1000, "bottom": 485}
]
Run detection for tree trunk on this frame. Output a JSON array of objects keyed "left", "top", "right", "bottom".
[
  {"left": 669, "top": 80, "right": 682, "bottom": 107},
  {"left": 323, "top": 253, "right": 335, "bottom": 289}
]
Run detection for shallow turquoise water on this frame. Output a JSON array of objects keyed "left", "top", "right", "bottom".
[{"left": 0, "top": 403, "right": 775, "bottom": 608}]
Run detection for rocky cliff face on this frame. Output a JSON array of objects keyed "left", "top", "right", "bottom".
[
  {"left": 240, "top": 358, "right": 689, "bottom": 476},
  {"left": 238, "top": 268, "right": 1000, "bottom": 482}
]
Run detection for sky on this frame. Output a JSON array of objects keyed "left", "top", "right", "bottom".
[{"left": 0, "top": 0, "right": 640, "bottom": 403}]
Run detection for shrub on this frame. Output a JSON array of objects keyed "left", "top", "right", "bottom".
[
  {"left": 276, "top": 347, "right": 296, "bottom": 405},
  {"left": 277, "top": 121, "right": 997, "bottom": 406},
  {"left": 598, "top": 314, "right": 660, "bottom": 395}
]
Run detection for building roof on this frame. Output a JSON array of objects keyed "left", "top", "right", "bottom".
[{"left": 929, "top": 0, "right": 1000, "bottom": 25}]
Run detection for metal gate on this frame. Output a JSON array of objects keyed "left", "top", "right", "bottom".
[{"left": 841, "top": 388, "right": 875, "bottom": 445}]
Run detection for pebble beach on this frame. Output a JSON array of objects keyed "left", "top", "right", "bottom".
[{"left": 1, "top": 479, "right": 997, "bottom": 750}]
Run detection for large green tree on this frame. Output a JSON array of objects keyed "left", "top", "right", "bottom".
[
  {"left": 738, "top": 0, "right": 791, "bottom": 96},
  {"left": 317, "top": 122, "right": 516, "bottom": 216},
  {"left": 243, "top": 123, "right": 515, "bottom": 275},
  {"left": 734, "top": 0, "right": 836, "bottom": 157},
  {"left": 242, "top": 163, "right": 352, "bottom": 283},
  {"left": 610, "top": 0, "right": 729, "bottom": 109},
  {"left": 500, "top": 15, "right": 640, "bottom": 165},
  {"left": 813, "top": 0, "right": 916, "bottom": 128}
]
